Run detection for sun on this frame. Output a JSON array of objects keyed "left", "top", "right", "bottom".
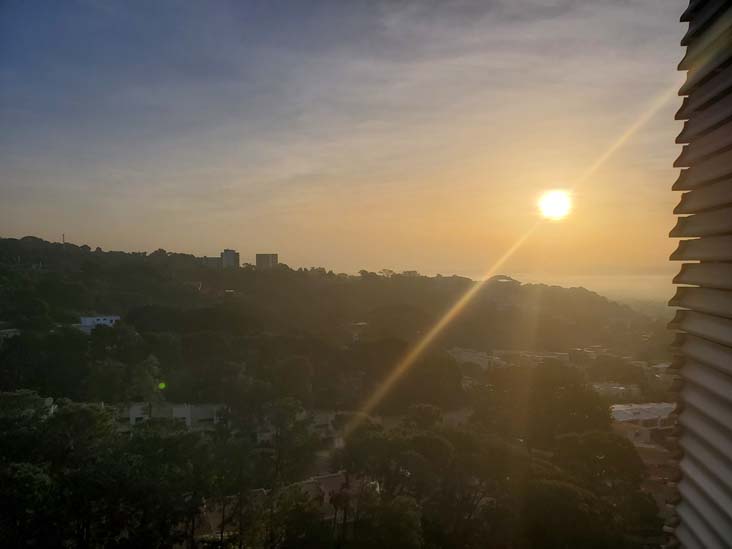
[{"left": 538, "top": 190, "right": 572, "bottom": 220}]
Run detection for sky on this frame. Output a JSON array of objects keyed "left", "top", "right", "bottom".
[{"left": 1, "top": 0, "right": 687, "bottom": 298}]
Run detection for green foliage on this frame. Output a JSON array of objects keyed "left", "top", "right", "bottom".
[
  {"left": 588, "top": 354, "right": 646, "bottom": 385},
  {"left": 518, "top": 479, "right": 618, "bottom": 548},
  {"left": 473, "top": 362, "right": 610, "bottom": 448},
  {"left": 555, "top": 431, "right": 645, "bottom": 490},
  {"left": 0, "top": 236, "right": 666, "bottom": 547},
  {"left": 0, "top": 392, "right": 255, "bottom": 548},
  {"left": 0, "top": 462, "right": 52, "bottom": 547},
  {"left": 352, "top": 495, "right": 422, "bottom": 549},
  {"left": 406, "top": 404, "right": 443, "bottom": 430},
  {"left": 258, "top": 398, "right": 320, "bottom": 487},
  {"left": 267, "top": 488, "right": 331, "bottom": 549},
  {"left": 333, "top": 414, "right": 661, "bottom": 549},
  {"left": 0, "top": 236, "right": 660, "bottom": 355}
]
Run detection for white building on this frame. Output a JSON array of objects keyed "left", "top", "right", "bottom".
[
  {"left": 118, "top": 402, "right": 223, "bottom": 432},
  {"left": 611, "top": 402, "right": 676, "bottom": 428},
  {"left": 611, "top": 402, "right": 678, "bottom": 451},
  {"left": 78, "top": 315, "right": 121, "bottom": 334}
]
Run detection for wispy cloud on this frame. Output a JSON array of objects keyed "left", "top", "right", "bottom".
[{"left": 1, "top": 0, "right": 685, "bottom": 276}]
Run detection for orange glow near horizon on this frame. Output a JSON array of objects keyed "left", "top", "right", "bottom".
[
  {"left": 342, "top": 81, "right": 680, "bottom": 440},
  {"left": 342, "top": 222, "right": 540, "bottom": 438}
]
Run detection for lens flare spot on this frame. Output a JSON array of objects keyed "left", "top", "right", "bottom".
[
  {"left": 158, "top": 381, "right": 167, "bottom": 390},
  {"left": 538, "top": 190, "right": 572, "bottom": 220}
]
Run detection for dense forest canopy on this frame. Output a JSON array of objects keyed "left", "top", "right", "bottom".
[
  {"left": 0, "top": 236, "right": 667, "bottom": 354},
  {"left": 0, "top": 236, "right": 668, "bottom": 547}
]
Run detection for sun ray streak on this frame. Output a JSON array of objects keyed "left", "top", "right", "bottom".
[
  {"left": 343, "top": 223, "right": 541, "bottom": 438},
  {"left": 342, "top": 81, "right": 680, "bottom": 440},
  {"left": 572, "top": 82, "right": 679, "bottom": 189}
]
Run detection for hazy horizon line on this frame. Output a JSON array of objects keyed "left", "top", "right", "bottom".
[{"left": 2, "top": 232, "right": 675, "bottom": 303}]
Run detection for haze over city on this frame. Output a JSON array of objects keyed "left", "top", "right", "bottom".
[
  {"left": 3, "top": 1, "right": 732, "bottom": 547},
  {"left": 1, "top": 0, "right": 685, "bottom": 297}
]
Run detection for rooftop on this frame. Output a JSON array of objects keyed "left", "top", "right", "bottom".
[{"left": 611, "top": 402, "right": 676, "bottom": 422}]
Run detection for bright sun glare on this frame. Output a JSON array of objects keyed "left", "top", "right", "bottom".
[{"left": 538, "top": 190, "right": 572, "bottom": 220}]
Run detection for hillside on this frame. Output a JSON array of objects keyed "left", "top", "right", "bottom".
[
  {"left": 0, "top": 237, "right": 659, "bottom": 353},
  {"left": 0, "top": 236, "right": 668, "bottom": 356}
]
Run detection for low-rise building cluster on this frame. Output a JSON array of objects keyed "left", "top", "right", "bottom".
[{"left": 197, "top": 249, "right": 279, "bottom": 270}]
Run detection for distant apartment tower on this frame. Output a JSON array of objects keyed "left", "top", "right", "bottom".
[
  {"left": 256, "top": 253, "right": 278, "bottom": 270},
  {"left": 221, "top": 249, "right": 240, "bottom": 269}
]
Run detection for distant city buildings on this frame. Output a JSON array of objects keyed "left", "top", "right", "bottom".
[
  {"left": 0, "top": 328, "right": 20, "bottom": 341},
  {"left": 220, "top": 248, "right": 240, "bottom": 269},
  {"left": 448, "top": 347, "right": 507, "bottom": 370},
  {"left": 611, "top": 402, "right": 676, "bottom": 430},
  {"left": 256, "top": 253, "right": 278, "bottom": 270},
  {"left": 78, "top": 315, "right": 121, "bottom": 334},
  {"left": 198, "top": 249, "right": 277, "bottom": 270},
  {"left": 198, "top": 249, "right": 239, "bottom": 269},
  {"left": 493, "top": 349, "right": 570, "bottom": 367},
  {"left": 591, "top": 382, "right": 641, "bottom": 401},
  {"left": 117, "top": 402, "right": 223, "bottom": 432},
  {"left": 198, "top": 255, "right": 222, "bottom": 269}
]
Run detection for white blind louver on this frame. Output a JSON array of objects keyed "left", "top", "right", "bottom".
[{"left": 673, "top": 1, "right": 732, "bottom": 548}]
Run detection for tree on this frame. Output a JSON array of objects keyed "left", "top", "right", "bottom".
[
  {"left": 259, "top": 398, "right": 318, "bottom": 487},
  {"left": 476, "top": 363, "right": 610, "bottom": 448},
  {"left": 269, "top": 356, "right": 314, "bottom": 409},
  {"left": 554, "top": 431, "right": 644, "bottom": 491},
  {"left": 7, "top": 290, "right": 52, "bottom": 330},
  {"left": 518, "top": 480, "right": 619, "bottom": 548},
  {"left": 0, "top": 462, "right": 52, "bottom": 547},
  {"left": 267, "top": 487, "right": 330, "bottom": 549},
  {"left": 352, "top": 495, "right": 422, "bottom": 549},
  {"left": 405, "top": 404, "right": 443, "bottom": 430}
]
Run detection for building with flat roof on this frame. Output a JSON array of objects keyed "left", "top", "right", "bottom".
[
  {"left": 256, "top": 253, "right": 278, "bottom": 270},
  {"left": 198, "top": 255, "right": 222, "bottom": 269},
  {"left": 117, "top": 402, "right": 223, "bottom": 432},
  {"left": 78, "top": 315, "right": 121, "bottom": 334},
  {"left": 611, "top": 402, "right": 676, "bottom": 427},
  {"left": 220, "top": 248, "right": 240, "bottom": 269}
]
